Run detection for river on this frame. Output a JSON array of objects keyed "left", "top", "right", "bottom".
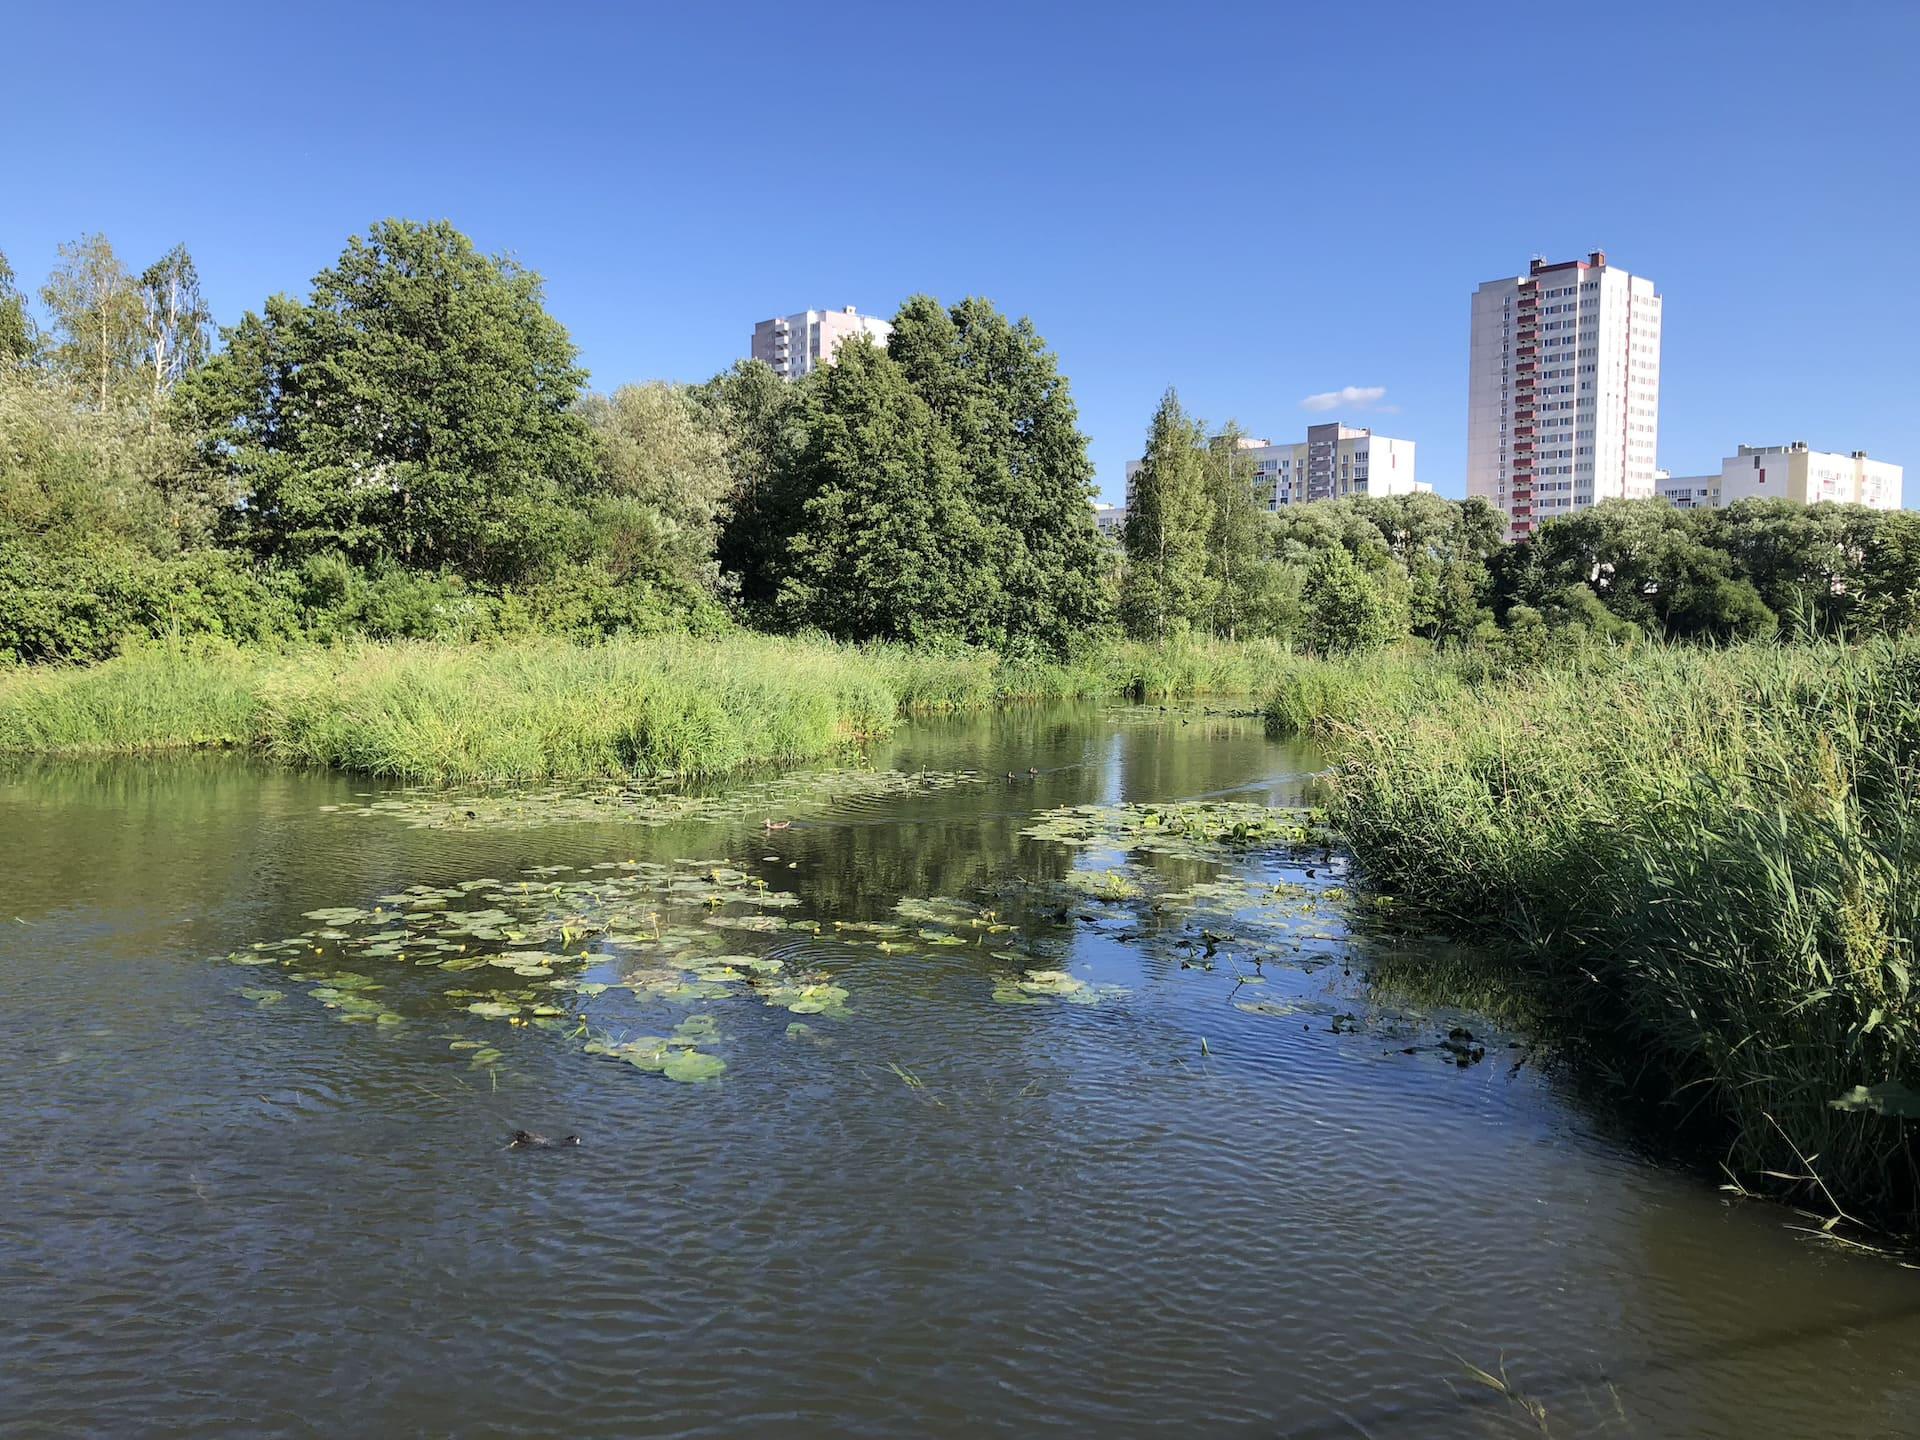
[{"left": 3, "top": 702, "right": 1916, "bottom": 1437}]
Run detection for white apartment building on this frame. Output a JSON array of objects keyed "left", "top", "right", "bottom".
[
  {"left": 750, "top": 306, "right": 892, "bottom": 380},
  {"left": 1125, "top": 422, "right": 1425, "bottom": 510},
  {"left": 1662, "top": 443, "right": 1902, "bottom": 511},
  {"left": 1468, "top": 252, "right": 1662, "bottom": 541},
  {"left": 1655, "top": 467, "right": 1718, "bottom": 510},
  {"left": 1092, "top": 504, "right": 1126, "bottom": 536}
]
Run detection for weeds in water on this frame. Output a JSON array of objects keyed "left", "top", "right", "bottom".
[{"left": 1454, "top": 1352, "right": 1553, "bottom": 1435}]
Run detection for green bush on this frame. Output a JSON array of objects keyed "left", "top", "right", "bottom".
[{"left": 0, "top": 535, "right": 299, "bottom": 663}]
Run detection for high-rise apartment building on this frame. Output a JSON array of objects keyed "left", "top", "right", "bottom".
[
  {"left": 1661, "top": 443, "right": 1902, "bottom": 511},
  {"left": 1125, "top": 422, "right": 1424, "bottom": 510},
  {"left": 1468, "top": 252, "right": 1662, "bottom": 540},
  {"left": 750, "top": 306, "right": 893, "bottom": 380}
]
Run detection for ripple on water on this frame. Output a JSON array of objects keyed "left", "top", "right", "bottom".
[{"left": 4, "top": 733, "right": 1920, "bottom": 1438}]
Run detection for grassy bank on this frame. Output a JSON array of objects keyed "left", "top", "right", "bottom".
[
  {"left": 1271, "top": 641, "right": 1920, "bottom": 1232},
  {"left": 0, "top": 633, "right": 1300, "bottom": 781}
]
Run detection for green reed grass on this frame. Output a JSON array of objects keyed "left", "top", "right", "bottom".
[
  {"left": 0, "top": 632, "right": 1301, "bottom": 781},
  {"left": 1260, "top": 646, "right": 1471, "bottom": 737},
  {"left": 1306, "top": 640, "right": 1920, "bottom": 1231}
]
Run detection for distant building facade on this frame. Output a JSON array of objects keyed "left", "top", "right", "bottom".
[
  {"left": 1662, "top": 443, "right": 1902, "bottom": 512},
  {"left": 1092, "top": 504, "right": 1126, "bottom": 537},
  {"left": 1125, "top": 422, "right": 1423, "bottom": 510},
  {"left": 750, "top": 306, "right": 892, "bottom": 380},
  {"left": 1468, "top": 252, "right": 1663, "bottom": 541}
]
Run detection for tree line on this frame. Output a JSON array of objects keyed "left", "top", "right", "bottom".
[
  {"left": 4, "top": 218, "right": 1917, "bottom": 664},
  {"left": 1119, "top": 387, "right": 1920, "bottom": 657}
]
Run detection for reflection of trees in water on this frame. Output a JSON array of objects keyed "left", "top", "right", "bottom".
[
  {"left": 6, "top": 756, "right": 371, "bottom": 944},
  {"left": 6, "top": 705, "right": 1321, "bottom": 1034}
]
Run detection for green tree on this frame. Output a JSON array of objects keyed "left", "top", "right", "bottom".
[
  {"left": 183, "top": 219, "right": 594, "bottom": 583},
  {"left": 0, "top": 251, "right": 36, "bottom": 365},
  {"left": 772, "top": 338, "right": 990, "bottom": 642},
  {"left": 1502, "top": 499, "right": 1780, "bottom": 641},
  {"left": 1120, "top": 388, "right": 1214, "bottom": 639},
  {"left": 696, "top": 359, "right": 805, "bottom": 612},
  {"left": 1300, "top": 545, "right": 1402, "bottom": 655},
  {"left": 135, "top": 244, "right": 212, "bottom": 420},
  {"left": 1859, "top": 510, "right": 1920, "bottom": 636},
  {"left": 1697, "top": 498, "right": 1881, "bottom": 636},
  {"left": 887, "top": 295, "right": 1108, "bottom": 651},
  {"left": 579, "top": 382, "right": 732, "bottom": 585},
  {"left": 41, "top": 233, "right": 143, "bottom": 409},
  {"left": 1202, "top": 424, "right": 1269, "bottom": 640}
]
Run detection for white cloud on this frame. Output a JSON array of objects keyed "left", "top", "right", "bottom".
[{"left": 1300, "top": 385, "right": 1388, "bottom": 413}]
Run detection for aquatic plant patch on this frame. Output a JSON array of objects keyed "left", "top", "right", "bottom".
[
  {"left": 325, "top": 766, "right": 994, "bottom": 831},
  {"left": 220, "top": 855, "right": 855, "bottom": 1083},
  {"left": 1021, "top": 801, "right": 1328, "bottom": 860}
]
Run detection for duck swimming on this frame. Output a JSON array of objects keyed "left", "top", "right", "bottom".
[{"left": 508, "top": 1130, "right": 581, "bottom": 1150}]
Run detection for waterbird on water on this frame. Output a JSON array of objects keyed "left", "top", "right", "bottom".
[{"left": 508, "top": 1130, "right": 580, "bottom": 1150}]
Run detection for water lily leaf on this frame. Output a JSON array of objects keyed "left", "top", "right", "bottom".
[
  {"left": 672, "top": 1014, "right": 720, "bottom": 1042},
  {"left": 1017, "top": 970, "right": 1087, "bottom": 997},
  {"left": 240, "top": 986, "right": 284, "bottom": 1004},
  {"left": 662, "top": 1049, "right": 726, "bottom": 1083},
  {"left": 1235, "top": 1000, "right": 1298, "bottom": 1017}
]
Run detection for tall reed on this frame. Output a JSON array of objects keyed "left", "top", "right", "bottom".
[{"left": 1321, "top": 640, "right": 1920, "bottom": 1230}]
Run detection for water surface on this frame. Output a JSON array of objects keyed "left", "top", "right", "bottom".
[{"left": 3, "top": 704, "right": 1916, "bottom": 1437}]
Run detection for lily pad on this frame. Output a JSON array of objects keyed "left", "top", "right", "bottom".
[{"left": 662, "top": 1049, "right": 726, "bottom": 1083}]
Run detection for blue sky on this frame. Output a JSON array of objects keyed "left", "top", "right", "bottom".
[{"left": 4, "top": 0, "right": 1914, "bottom": 504}]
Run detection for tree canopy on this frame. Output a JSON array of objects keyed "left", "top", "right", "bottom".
[
  {"left": 182, "top": 218, "right": 594, "bottom": 583},
  {"left": 7, "top": 215, "right": 1920, "bottom": 667}
]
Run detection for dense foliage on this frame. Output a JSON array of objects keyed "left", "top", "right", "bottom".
[
  {"left": 182, "top": 219, "right": 595, "bottom": 583},
  {"left": 723, "top": 295, "right": 1107, "bottom": 649},
  {"left": 5, "top": 218, "right": 1920, "bottom": 667}
]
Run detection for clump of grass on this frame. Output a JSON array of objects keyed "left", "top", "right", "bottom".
[
  {"left": 0, "top": 639, "right": 269, "bottom": 753},
  {"left": 0, "top": 632, "right": 1305, "bottom": 781},
  {"left": 253, "top": 636, "right": 899, "bottom": 780},
  {"left": 1259, "top": 647, "right": 1471, "bottom": 737},
  {"left": 1322, "top": 639, "right": 1920, "bottom": 1232}
]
